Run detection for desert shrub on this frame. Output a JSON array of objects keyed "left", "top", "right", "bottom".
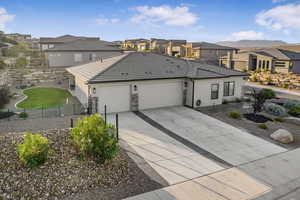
[
  {"left": 19, "top": 112, "right": 28, "bottom": 119},
  {"left": 283, "top": 100, "right": 300, "bottom": 109},
  {"left": 261, "top": 89, "right": 276, "bottom": 99},
  {"left": 70, "top": 114, "right": 118, "bottom": 163},
  {"left": 283, "top": 83, "right": 289, "bottom": 89},
  {"left": 16, "top": 56, "right": 28, "bottom": 68},
  {"left": 264, "top": 103, "right": 287, "bottom": 117},
  {"left": 288, "top": 106, "right": 300, "bottom": 117},
  {"left": 258, "top": 123, "right": 268, "bottom": 129},
  {"left": 229, "top": 111, "right": 241, "bottom": 119},
  {"left": 274, "top": 117, "right": 284, "bottom": 122},
  {"left": 17, "top": 132, "right": 49, "bottom": 168}
]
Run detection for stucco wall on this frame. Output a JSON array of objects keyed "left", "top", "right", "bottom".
[
  {"left": 193, "top": 76, "right": 245, "bottom": 108},
  {"left": 46, "top": 51, "right": 123, "bottom": 67},
  {"left": 73, "top": 76, "right": 89, "bottom": 106}
]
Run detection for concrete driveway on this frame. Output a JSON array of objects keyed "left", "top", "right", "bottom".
[
  {"left": 107, "top": 112, "right": 224, "bottom": 185},
  {"left": 142, "top": 106, "right": 286, "bottom": 166}
]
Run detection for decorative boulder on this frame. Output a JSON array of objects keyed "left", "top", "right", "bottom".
[{"left": 270, "top": 129, "right": 294, "bottom": 144}]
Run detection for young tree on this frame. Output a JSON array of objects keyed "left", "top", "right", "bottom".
[{"left": 251, "top": 88, "right": 276, "bottom": 114}]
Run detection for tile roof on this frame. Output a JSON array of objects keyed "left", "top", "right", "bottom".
[
  {"left": 44, "top": 39, "right": 123, "bottom": 52},
  {"left": 67, "top": 52, "right": 247, "bottom": 83},
  {"left": 190, "top": 42, "right": 237, "bottom": 50},
  {"left": 39, "top": 35, "right": 99, "bottom": 44},
  {"left": 251, "top": 48, "right": 300, "bottom": 60}
]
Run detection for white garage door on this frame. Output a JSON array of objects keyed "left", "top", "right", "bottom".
[
  {"left": 96, "top": 85, "right": 130, "bottom": 113},
  {"left": 139, "top": 80, "right": 183, "bottom": 110}
]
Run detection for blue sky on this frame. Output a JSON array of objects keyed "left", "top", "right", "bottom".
[{"left": 0, "top": 0, "right": 300, "bottom": 43}]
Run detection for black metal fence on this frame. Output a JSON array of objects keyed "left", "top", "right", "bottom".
[{"left": 1, "top": 103, "right": 87, "bottom": 121}]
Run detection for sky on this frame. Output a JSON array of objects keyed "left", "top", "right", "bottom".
[{"left": 0, "top": 0, "right": 300, "bottom": 43}]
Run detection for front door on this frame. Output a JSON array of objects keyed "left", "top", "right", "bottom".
[{"left": 130, "top": 84, "right": 139, "bottom": 111}]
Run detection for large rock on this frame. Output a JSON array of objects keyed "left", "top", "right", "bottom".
[{"left": 270, "top": 129, "right": 294, "bottom": 144}]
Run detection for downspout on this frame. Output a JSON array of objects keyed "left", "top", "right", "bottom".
[{"left": 192, "top": 79, "right": 195, "bottom": 108}]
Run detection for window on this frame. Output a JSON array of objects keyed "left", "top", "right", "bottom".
[
  {"left": 224, "top": 81, "right": 235, "bottom": 97},
  {"left": 258, "top": 60, "right": 262, "bottom": 68},
  {"left": 74, "top": 53, "right": 82, "bottom": 62},
  {"left": 262, "top": 61, "right": 265, "bottom": 69},
  {"left": 211, "top": 84, "right": 219, "bottom": 100},
  {"left": 48, "top": 44, "right": 54, "bottom": 49},
  {"left": 89, "top": 53, "right": 97, "bottom": 61},
  {"left": 266, "top": 61, "right": 270, "bottom": 69}
]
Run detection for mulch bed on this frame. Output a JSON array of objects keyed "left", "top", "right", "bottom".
[
  {"left": 243, "top": 113, "right": 273, "bottom": 123},
  {"left": 0, "top": 129, "right": 162, "bottom": 200}
]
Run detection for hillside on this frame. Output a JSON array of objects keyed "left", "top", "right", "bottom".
[{"left": 216, "top": 40, "right": 288, "bottom": 48}]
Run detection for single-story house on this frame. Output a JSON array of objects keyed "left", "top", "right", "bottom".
[
  {"left": 166, "top": 40, "right": 187, "bottom": 57},
  {"left": 220, "top": 48, "right": 300, "bottom": 74},
  {"left": 44, "top": 39, "right": 124, "bottom": 67},
  {"left": 67, "top": 52, "right": 247, "bottom": 113},
  {"left": 39, "top": 34, "right": 99, "bottom": 51}
]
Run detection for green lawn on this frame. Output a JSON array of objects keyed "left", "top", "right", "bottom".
[{"left": 17, "top": 88, "right": 73, "bottom": 109}]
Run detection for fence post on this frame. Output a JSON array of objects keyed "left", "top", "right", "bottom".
[
  {"left": 70, "top": 118, "right": 73, "bottom": 128},
  {"left": 42, "top": 106, "right": 44, "bottom": 119},
  {"left": 116, "top": 113, "right": 119, "bottom": 141},
  {"left": 73, "top": 104, "right": 75, "bottom": 115},
  {"left": 7, "top": 109, "right": 10, "bottom": 121},
  {"left": 104, "top": 105, "right": 107, "bottom": 125}
]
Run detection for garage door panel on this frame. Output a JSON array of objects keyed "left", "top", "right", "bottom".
[
  {"left": 139, "top": 81, "right": 183, "bottom": 110},
  {"left": 97, "top": 85, "right": 130, "bottom": 113}
]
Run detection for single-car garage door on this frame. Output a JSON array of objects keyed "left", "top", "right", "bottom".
[
  {"left": 139, "top": 80, "right": 183, "bottom": 110},
  {"left": 96, "top": 85, "right": 130, "bottom": 113}
]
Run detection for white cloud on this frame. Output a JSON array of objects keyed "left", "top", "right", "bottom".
[
  {"left": 96, "top": 17, "right": 120, "bottom": 25},
  {"left": 256, "top": 4, "right": 300, "bottom": 31},
  {"left": 229, "top": 30, "right": 265, "bottom": 40},
  {"left": 272, "top": 0, "right": 287, "bottom": 3},
  {"left": 0, "top": 8, "right": 15, "bottom": 30},
  {"left": 130, "top": 5, "right": 198, "bottom": 26}
]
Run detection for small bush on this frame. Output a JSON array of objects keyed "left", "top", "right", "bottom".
[
  {"left": 222, "top": 99, "right": 228, "bottom": 104},
  {"left": 235, "top": 98, "right": 242, "bottom": 103},
  {"left": 283, "top": 99, "right": 300, "bottom": 109},
  {"left": 19, "top": 112, "right": 28, "bottom": 119},
  {"left": 261, "top": 89, "right": 276, "bottom": 99},
  {"left": 274, "top": 117, "right": 284, "bottom": 122},
  {"left": 17, "top": 132, "right": 49, "bottom": 168},
  {"left": 258, "top": 124, "right": 268, "bottom": 129},
  {"left": 288, "top": 106, "right": 300, "bottom": 117},
  {"left": 229, "top": 111, "right": 241, "bottom": 119},
  {"left": 264, "top": 103, "right": 287, "bottom": 117},
  {"left": 71, "top": 114, "right": 118, "bottom": 163}
]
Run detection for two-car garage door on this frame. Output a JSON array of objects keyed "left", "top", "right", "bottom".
[{"left": 96, "top": 80, "right": 183, "bottom": 113}]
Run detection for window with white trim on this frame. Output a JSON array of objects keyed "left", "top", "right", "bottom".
[
  {"left": 211, "top": 84, "right": 219, "bottom": 100},
  {"left": 74, "top": 53, "right": 82, "bottom": 62},
  {"left": 224, "top": 81, "right": 235, "bottom": 97}
]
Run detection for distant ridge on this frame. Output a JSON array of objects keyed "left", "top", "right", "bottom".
[{"left": 216, "top": 40, "right": 288, "bottom": 48}]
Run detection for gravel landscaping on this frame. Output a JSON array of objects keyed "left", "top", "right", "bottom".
[
  {"left": 0, "top": 129, "right": 162, "bottom": 200},
  {"left": 198, "top": 102, "right": 300, "bottom": 150}
]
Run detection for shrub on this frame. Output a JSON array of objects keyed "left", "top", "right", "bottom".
[
  {"left": 288, "top": 106, "right": 300, "bottom": 117},
  {"left": 235, "top": 98, "right": 242, "bottom": 103},
  {"left": 16, "top": 56, "right": 28, "bottom": 68},
  {"left": 222, "top": 99, "right": 228, "bottom": 104},
  {"left": 17, "top": 132, "right": 49, "bottom": 168},
  {"left": 0, "top": 85, "right": 10, "bottom": 109},
  {"left": 264, "top": 103, "right": 287, "bottom": 117},
  {"left": 283, "top": 99, "right": 300, "bottom": 109},
  {"left": 70, "top": 114, "right": 118, "bottom": 163},
  {"left": 229, "top": 111, "right": 241, "bottom": 119},
  {"left": 261, "top": 89, "right": 276, "bottom": 99},
  {"left": 274, "top": 117, "right": 284, "bottom": 122},
  {"left": 258, "top": 124, "right": 268, "bottom": 129},
  {"left": 19, "top": 112, "right": 28, "bottom": 119}
]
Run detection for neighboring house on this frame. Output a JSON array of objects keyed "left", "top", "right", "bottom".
[
  {"left": 137, "top": 40, "right": 150, "bottom": 51},
  {"left": 122, "top": 39, "right": 148, "bottom": 50},
  {"left": 5, "top": 33, "right": 31, "bottom": 41},
  {"left": 166, "top": 40, "right": 187, "bottom": 57},
  {"left": 150, "top": 38, "right": 169, "bottom": 54},
  {"left": 67, "top": 52, "right": 247, "bottom": 113},
  {"left": 0, "top": 43, "right": 8, "bottom": 57},
  {"left": 39, "top": 35, "right": 99, "bottom": 51},
  {"left": 220, "top": 48, "right": 300, "bottom": 74},
  {"left": 44, "top": 39, "right": 124, "bottom": 67},
  {"left": 185, "top": 42, "right": 238, "bottom": 65}
]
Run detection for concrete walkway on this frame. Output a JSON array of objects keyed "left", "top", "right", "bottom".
[
  {"left": 142, "top": 106, "right": 286, "bottom": 166},
  {"left": 124, "top": 168, "right": 271, "bottom": 200},
  {"left": 107, "top": 112, "right": 224, "bottom": 185}
]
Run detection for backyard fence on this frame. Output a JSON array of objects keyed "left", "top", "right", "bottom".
[{"left": 1, "top": 103, "right": 87, "bottom": 121}]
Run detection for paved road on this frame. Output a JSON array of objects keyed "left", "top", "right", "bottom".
[
  {"left": 142, "top": 106, "right": 286, "bottom": 166},
  {"left": 244, "top": 82, "right": 300, "bottom": 101}
]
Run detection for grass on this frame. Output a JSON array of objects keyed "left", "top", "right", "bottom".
[
  {"left": 229, "top": 111, "right": 241, "bottom": 119},
  {"left": 258, "top": 123, "right": 268, "bottom": 129},
  {"left": 17, "top": 88, "right": 72, "bottom": 109},
  {"left": 274, "top": 117, "right": 285, "bottom": 123}
]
